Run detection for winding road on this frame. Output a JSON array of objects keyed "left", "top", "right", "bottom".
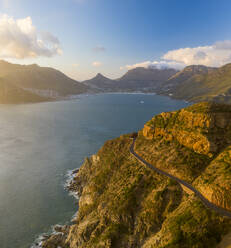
[{"left": 130, "top": 137, "right": 231, "bottom": 218}]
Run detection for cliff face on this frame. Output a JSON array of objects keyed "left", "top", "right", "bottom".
[
  {"left": 140, "top": 102, "right": 231, "bottom": 211},
  {"left": 43, "top": 102, "right": 231, "bottom": 248},
  {"left": 194, "top": 146, "right": 231, "bottom": 210},
  {"left": 143, "top": 102, "right": 231, "bottom": 156}
]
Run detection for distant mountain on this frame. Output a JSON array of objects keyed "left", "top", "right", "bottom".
[
  {"left": 82, "top": 67, "right": 178, "bottom": 93},
  {"left": 116, "top": 67, "right": 178, "bottom": 91},
  {"left": 158, "top": 63, "right": 231, "bottom": 103},
  {"left": 0, "top": 60, "right": 88, "bottom": 103},
  {"left": 159, "top": 65, "right": 216, "bottom": 92},
  {"left": 4, "top": 59, "right": 231, "bottom": 104},
  {"left": 82, "top": 73, "right": 116, "bottom": 92}
]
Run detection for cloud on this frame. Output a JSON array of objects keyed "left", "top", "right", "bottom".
[
  {"left": 92, "top": 46, "right": 105, "bottom": 53},
  {"left": 92, "top": 61, "right": 102, "bottom": 67},
  {"left": 123, "top": 40, "right": 231, "bottom": 71},
  {"left": 0, "top": 14, "right": 62, "bottom": 59},
  {"left": 121, "top": 60, "right": 184, "bottom": 70},
  {"left": 163, "top": 40, "right": 231, "bottom": 67}
]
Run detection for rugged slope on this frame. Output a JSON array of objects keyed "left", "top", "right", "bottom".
[
  {"left": 0, "top": 60, "right": 88, "bottom": 103},
  {"left": 158, "top": 64, "right": 231, "bottom": 103},
  {"left": 42, "top": 102, "right": 231, "bottom": 248}
]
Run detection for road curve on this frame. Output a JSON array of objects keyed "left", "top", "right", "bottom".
[{"left": 130, "top": 137, "right": 231, "bottom": 219}]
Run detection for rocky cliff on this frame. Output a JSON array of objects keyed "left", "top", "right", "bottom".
[
  {"left": 43, "top": 102, "right": 231, "bottom": 248},
  {"left": 143, "top": 102, "right": 231, "bottom": 156}
]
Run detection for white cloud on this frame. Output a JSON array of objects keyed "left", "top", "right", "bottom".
[
  {"left": 93, "top": 46, "right": 105, "bottom": 52},
  {"left": 92, "top": 61, "right": 102, "bottom": 67},
  {"left": 121, "top": 60, "right": 184, "bottom": 70},
  {"left": 0, "top": 14, "right": 62, "bottom": 59},
  {"left": 122, "top": 40, "right": 231, "bottom": 71},
  {"left": 163, "top": 40, "right": 231, "bottom": 67}
]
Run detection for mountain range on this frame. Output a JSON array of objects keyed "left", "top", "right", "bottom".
[
  {"left": 82, "top": 67, "right": 178, "bottom": 93},
  {"left": 2, "top": 60, "right": 231, "bottom": 104},
  {"left": 84, "top": 64, "right": 231, "bottom": 104}
]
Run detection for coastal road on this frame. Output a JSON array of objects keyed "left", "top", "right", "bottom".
[{"left": 130, "top": 137, "right": 231, "bottom": 219}]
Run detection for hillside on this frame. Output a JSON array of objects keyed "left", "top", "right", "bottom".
[
  {"left": 0, "top": 60, "right": 88, "bottom": 103},
  {"left": 0, "top": 79, "right": 51, "bottom": 104},
  {"left": 42, "top": 102, "right": 231, "bottom": 248},
  {"left": 158, "top": 64, "right": 231, "bottom": 103},
  {"left": 158, "top": 65, "right": 215, "bottom": 92}
]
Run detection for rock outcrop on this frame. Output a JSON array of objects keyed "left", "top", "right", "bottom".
[{"left": 143, "top": 102, "right": 231, "bottom": 156}]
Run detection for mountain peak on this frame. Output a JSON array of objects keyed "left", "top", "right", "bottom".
[{"left": 95, "top": 73, "right": 105, "bottom": 78}]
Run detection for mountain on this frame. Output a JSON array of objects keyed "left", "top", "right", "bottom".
[
  {"left": 158, "top": 65, "right": 216, "bottom": 92},
  {"left": 0, "top": 60, "right": 88, "bottom": 103},
  {"left": 157, "top": 64, "right": 231, "bottom": 103},
  {"left": 82, "top": 67, "right": 178, "bottom": 93},
  {"left": 116, "top": 67, "right": 178, "bottom": 91},
  {"left": 42, "top": 102, "right": 231, "bottom": 248},
  {"left": 82, "top": 73, "right": 116, "bottom": 92},
  {"left": 4, "top": 59, "right": 231, "bottom": 104},
  {"left": 82, "top": 64, "right": 231, "bottom": 104}
]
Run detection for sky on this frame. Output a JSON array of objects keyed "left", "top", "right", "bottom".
[{"left": 1, "top": 0, "right": 231, "bottom": 80}]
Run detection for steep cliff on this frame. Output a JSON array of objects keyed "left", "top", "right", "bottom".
[{"left": 43, "top": 102, "right": 231, "bottom": 248}]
